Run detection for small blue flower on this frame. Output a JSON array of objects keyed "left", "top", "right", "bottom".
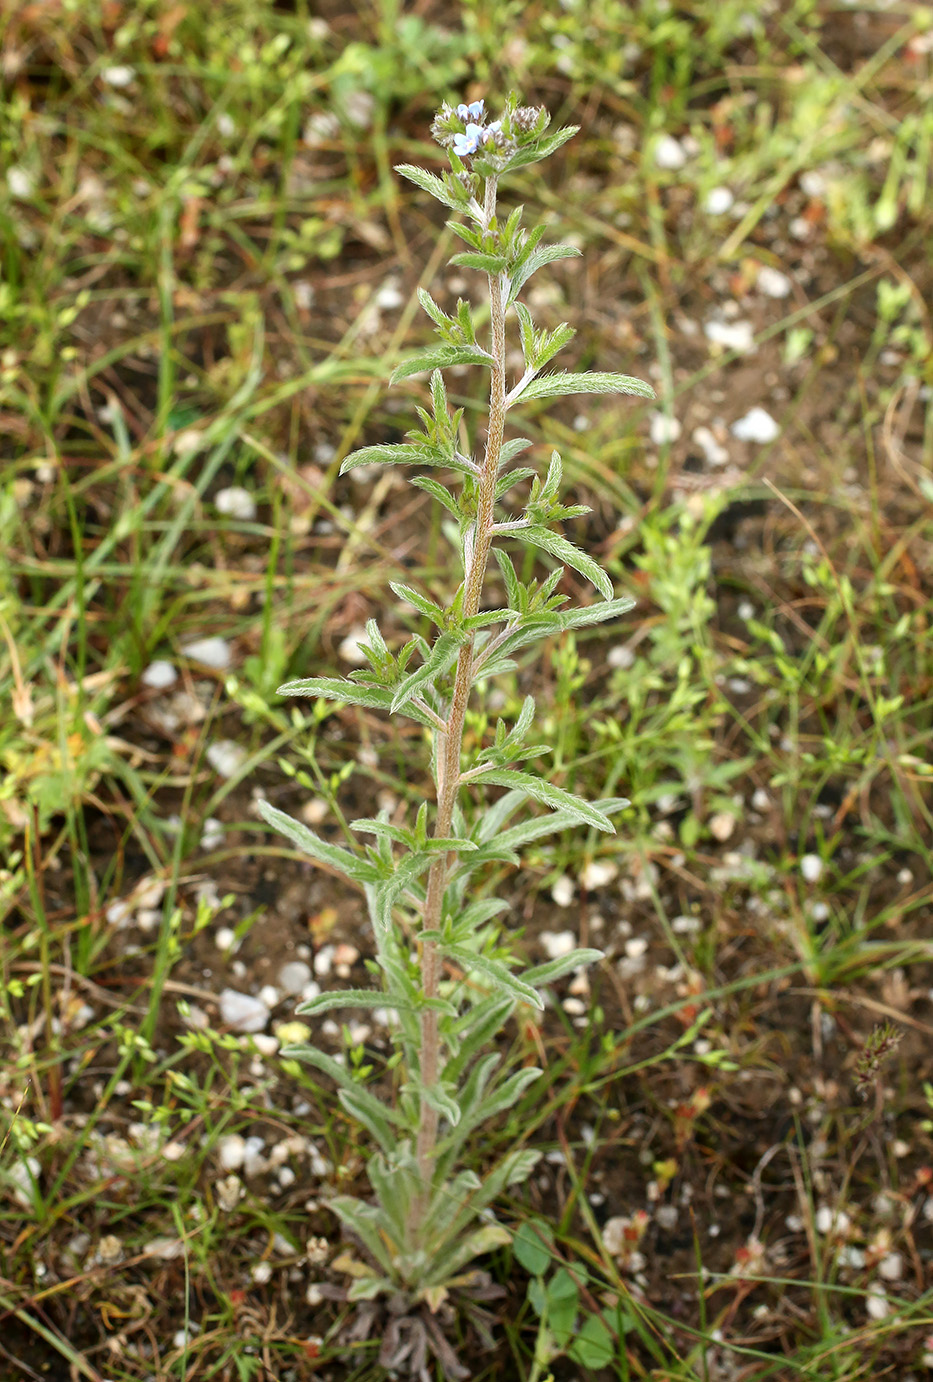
[
  {"left": 453, "top": 123, "right": 483, "bottom": 156},
  {"left": 456, "top": 100, "right": 485, "bottom": 122}
]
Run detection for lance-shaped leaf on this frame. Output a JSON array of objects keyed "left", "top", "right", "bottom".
[
  {"left": 516, "top": 370, "right": 655, "bottom": 404},
  {"left": 523, "top": 948, "right": 604, "bottom": 989},
  {"left": 417, "top": 1078, "right": 462, "bottom": 1128},
  {"left": 507, "top": 244, "right": 582, "bottom": 307},
  {"left": 391, "top": 628, "right": 465, "bottom": 713},
  {"left": 467, "top": 768, "right": 615, "bottom": 833},
  {"left": 444, "top": 944, "right": 542, "bottom": 1009},
  {"left": 388, "top": 582, "right": 447, "bottom": 627},
  {"left": 511, "top": 524, "right": 613, "bottom": 600},
  {"left": 391, "top": 344, "right": 493, "bottom": 384},
  {"left": 339, "top": 442, "right": 476, "bottom": 478},
  {"left": 465, "top": 797, "right": 630, "bottom": 867},
  {"left": 497, "top": 124, "right": 580, "bottom": 172},
  {"left": 273, "top": 677, "right": 436, "bottom": 729},
  {"left": 297, "top": 988, "right": 455, "bottom": 1018},
  {"left": 449, "top": 251, "right": 510, "bottom": 274},
  {"left": 256, "top": 800, "right": 382, "bottom": 884},
  {"left": 395, "top": 163, "right": 470, "bottom": 212},
  {"left": 330, "top": 1197, "right": 399, "bottom": 1275}
]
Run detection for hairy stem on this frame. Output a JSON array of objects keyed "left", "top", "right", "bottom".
[{"left": 409, "top": 173, "right": 507, "bottom": 1239}]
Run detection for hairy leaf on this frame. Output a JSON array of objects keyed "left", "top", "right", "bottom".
[
  {"left": 468, "top": 769, "right": 615, "bottom": 833},
  {"left": 256, "top": 800, "right": 382, "bottom": 883},
  {"left": 517, "top": 370, "right": 655, "bottom": 403},
  {"left": 516, "top": 524, "right": 614, "bottom": 600}
]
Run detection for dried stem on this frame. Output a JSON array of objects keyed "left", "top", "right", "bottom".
[{"left": 409, "top": 173, "right": 506, "bottom": 1241}]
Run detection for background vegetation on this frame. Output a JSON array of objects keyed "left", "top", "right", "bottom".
[{"left": 1, "top": 0, "right": 931, "bottom": 1378}]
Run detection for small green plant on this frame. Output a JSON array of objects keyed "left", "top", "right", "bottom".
[{"left": 256, "top": 94, "right": 652, "bottom": 1360}]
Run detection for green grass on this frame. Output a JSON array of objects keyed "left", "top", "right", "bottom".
[{"left": 2, "top": 0, "right": 933, "bottom": 1377}]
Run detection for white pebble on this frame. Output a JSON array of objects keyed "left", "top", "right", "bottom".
[
  {"left": 219, "top": 988, "right": 270, "bottom": 1033},
  {"left": 181, "top": 637, "right": 232, "bottom": 669},
  {"left": 258, "top": 984, "right": 279, "bottom": 1009},
  {"left": 215, "top": 926, "right": 237, "bottom": 952},
  {"left": 649, "top": 413, "right": 681, "bottom": 446},
  {"left": 731, "top": 407, "right": 779, "bottom": 443},
  {"left": 313, "top": 945, "right": 333, "bottom": 977},
  {"left": 607, "top": 644, "right": 635, "bottom": 670},
  {"left": 866, "top": 1283, "right": 890, "bottom": 1320},
  {"left": 7, "top": 166, "right": 36, "bottom": 199},
  {"left": 580, "top": 859, "right": 618, "bottom": 890},
  {"left": 253, "top": 1034, "right": 279, "bottom": 1056},
  {"left": 101, "top": 65, "right": 135, "bottom": 87},
  {"left": 144, "top": 1236, "right": 184, "bottom": 1260},
  {"left": 215, "top": 486, "right": 257, "bottom": 521},
  {"left": 654, "top": 134, "right": 687, "bottom": 169},
  {"left": 218, "top": 1134, "right": 247, "bottom": 1170},
  {"left": 206, "top": 740, "right": 247, "bottom": 778},
  {"left": 550, "top": 876, "right": 574, "bottom": 908},
  {"left": 243, "top": 1136, "right": 267, "bottom": 1176},
  {"left": 251, "top": 1261, "right": 272, "bottom": 1284},
  {"left": 215, "top": 1175, "right": 243, "bottom": 1211},
  {"left": 6, "top": 1157, "right": 41, "bottom": 1208},
  {"left": 739, "top": 602, "right": 757, "bottom": 623},
  {"left": 301, "top": 798, "right": 329, "bottom": 825},
  {"left": 625, "top": 937, "right": 649, "bottom": 959},
  {"left": 757, "top": 265, "right": 793, "bottom": 298},
  {"left": 672, "top": 914, "right": 700, "bottom": 934},
  {"left": 278, "top": 961, "right": 312, "bottom": 995},
  {"left": 897, "top": 867, "right": 913, "bottom": 885},
  {"left": 704, "top": 186, "right": 734, "bottom": 215},
  {"left": 141, "top": 660, "right": 177, "bottom": 690},
  {"left": 705, "top": 319, "right": 757, "bottom": 355},
  {"left": 691, "top": 425, "right": 729, "bottom": 466},
  {"left": 539, "top": 929, "right": 576, "bottom": 960},
  {"left": 800, "top": 853, "right": 823, "bottom": 883},
  {"left": 338, "top": 627, "right": 369, "bottom": 665},
  {"left": 879, "top": 1252, "right": 903, "bottom": 1282},
  {"left": 709, "top": 812, "right": 737, "bottom": 842},
  {"left": 375, "top": 278, "right": 405, "bottom": 311},
  {"left": 200, "top": 820, "right": 224, "bottom": 852},
  {"left": 562, "top": 997, "right": 587, "bottom": 1016}
]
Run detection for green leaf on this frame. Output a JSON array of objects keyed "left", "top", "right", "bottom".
[
  {"left": 523, "top": 948, "right": 603, "bottom": 989},
  {"left": 329, "top": 1195, "right": 398, "bottom": 1273},
  {"left": 469, "top": 1065, "right": 543, "bottom": 1125},
  {"left": 391, "top": 628, "right": 465, "bottom": 713},
  {"left": 517, "top": 370, "right": 655, "bottom": 403},
  {"left": 517, "top": 525, "right": 614, "bottom": 600},
  {"left": 570, "top": 1317, "right": 616, "bottom": 1369},
  {"left": 339, "top": 442, "right": 475, "bottom": 478},
  {"left": 554, "top": 596, "right": 636, "bottom": 630},
  {"left": 444, "top": 944, "right": 542, "bottom": 1009},
  {"left": 395, "top": 163, "right": 467, "bottom": 212},
  {"left": 507, "top": 244, "right": 581, "bottom": 306},
  {"left": 468, "top": 769, "right": 615, "bottom": 833},
  {"left": 419, "top": 1079, "right": 462, "bottom": 1128},
  {"left": 498, "top": 437, "right": 533, "bottom": 467},
  {"left": 388, "top": 582, "right": 447, "bottom": 627},
  {"left": 391, "top": 345, "right": 492, "bottom": 384},
  {"left": 256, "top": 800, "right": 382, "bottom": 884},
  {"left": 449, "top": 251, "right": 510, "bottom": 273},
  {"left": 297, "top": 988, "right": 439, "bottom": 1017},
  {"left": 513, "top": 1220, "right": 554, "bottom": 1277},
  {"left": 273, "top": 676, "right": 436, "bottom": 729},
  {"left": 409, "top": 474, "right": 462, "bottom": 518},
  {"left": 497, "top": 124, "right": 580, "bottom": 173}
]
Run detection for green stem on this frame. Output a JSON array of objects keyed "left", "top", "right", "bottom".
[{"left": 409, "top": 173, "right": 507, "bottom": 1238}]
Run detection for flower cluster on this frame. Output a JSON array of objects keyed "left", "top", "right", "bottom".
[{"left": 432, "top": 98, "right": 504, "bottom": 158}]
